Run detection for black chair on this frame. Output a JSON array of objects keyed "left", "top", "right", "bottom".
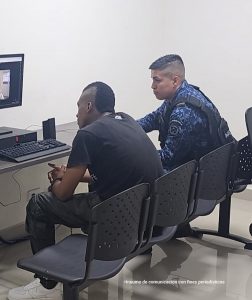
[
  {"left": 17, "top": 183, "right": 150, "bottom": 300},
  {"left": 176, "top": 142, "right": 235, "bottom": 239},
  {"left": 190, "top": 141, "right": 235, "bottom": 219},
  {"left": 216, "top": 107, "right": 252, "bottom": 243},
  {"left": 191, "top": 140, "right": 252, "bottom": 249},
  {"left": 245, "top": 107, "right": 252, "bottom": 236},
  {"left": 235, "top": 136, "right": 252, "bottom": 186},
  {"left": 232, "top": 108, "right": 252, "bottom": 196},
  {"left": 126, "top": 160, "right": 197, "bottom": 259},
  {"left": 246, "top": 107, "right": 252, "bottom": 146},
  {"left": 150, "top": 160, "right": 197, "bottom": 244},
  {"left": 229, "top": 108, "right": 252, "bottom": 208}
]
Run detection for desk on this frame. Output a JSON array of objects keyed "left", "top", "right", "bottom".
[
  {"left": 0, "top": 122, "right": 86, "bottom": 239},
  {"left": 0, "top": 122, "right": 77, "bottom": 174}
]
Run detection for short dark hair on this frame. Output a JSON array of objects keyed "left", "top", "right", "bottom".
[
  {"left": 149, "top": 54, "right": 184, "bottom": 70},
  {"left": 83, "top": 81, "right": 115, "bottom": 113}
]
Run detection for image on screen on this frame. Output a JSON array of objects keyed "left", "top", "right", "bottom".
[{"left": 0, "top": 70, "right": 10, "bottom": 100}]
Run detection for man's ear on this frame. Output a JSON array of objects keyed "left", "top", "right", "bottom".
[
  {"left": 87, "top": 102, "right": 93, "bottom": 112},
  {"left": 173, "top": 75, "right": 180, "bottom": 87}
]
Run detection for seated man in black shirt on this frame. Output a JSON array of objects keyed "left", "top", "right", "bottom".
[{"left": 8, "top": 81, "right": 164, "bottom": 300}]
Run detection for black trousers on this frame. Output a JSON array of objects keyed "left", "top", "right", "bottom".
[{"left": 25, "top": 191, "right": 101, "bottom": 288}]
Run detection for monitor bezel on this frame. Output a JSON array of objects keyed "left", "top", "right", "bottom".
[{"left": 0, "top": 53, "right": 24, "bottom": 109}]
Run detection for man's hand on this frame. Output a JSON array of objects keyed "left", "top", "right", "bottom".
[
  {"left": 48, "top": 163, "right": 66, "bottom": 184},
  {"left": 48, "top": 163, "right": 87, "bottom": 201}
]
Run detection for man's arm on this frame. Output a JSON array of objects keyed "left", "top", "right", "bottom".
[
  {"left": 158, "top": 105, "right": 207, "bottom": 170},
  {"left": 137, "top": 102, "right": 166, "bottom": 132},
  {"left": 50, "top": 165, "right": 87, "bottom": 201},
  {"left": 49, "top": 128, "right": 96, "bottom": 200},
  {"left": 80, "top": 169, "right": 92, "bottom": 183}
]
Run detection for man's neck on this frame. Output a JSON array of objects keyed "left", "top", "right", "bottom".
[{"left": 167, "top": 80, "right": 185, "bottom": 101}]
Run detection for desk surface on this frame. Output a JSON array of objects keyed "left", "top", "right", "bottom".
[{"left": 0, "top": 121, "right": 78, "bottom": 174}]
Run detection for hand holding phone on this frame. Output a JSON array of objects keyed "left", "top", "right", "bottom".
[
  {"left": 48, "top": 162, "right": 67, "bottom": 184},
  {"left": 48, "top": 163, "right": 66, "bottom": 171},
  {"left": 48, "top": 162, "right": 56, "bottom": 168}
]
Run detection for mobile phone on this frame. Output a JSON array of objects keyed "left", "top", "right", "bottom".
[{"left": 48, "top": 163, "right": 56, "bottom": 168}]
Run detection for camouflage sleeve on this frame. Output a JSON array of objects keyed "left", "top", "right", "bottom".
[
  {"left": 158, "top": 104, "right": 207, "bottom": 170},
  {"left": 137, "top": 102, "right": 166, "bottom": 133}
]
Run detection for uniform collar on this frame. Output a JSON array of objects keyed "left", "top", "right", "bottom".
[{"left": 165, "top": 80, "right": 188, "bottom": 105}]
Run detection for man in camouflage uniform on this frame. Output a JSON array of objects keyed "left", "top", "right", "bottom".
[
  {"left": 138, "top": 54, "right": 231, "bottom": 171},
  {"left": 138, "top": 54, "right": 234, "bottom": 240}
]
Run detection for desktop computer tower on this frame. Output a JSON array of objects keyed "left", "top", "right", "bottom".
[{"left": 0, "top": 127, "right": 37, "bottom": 150}]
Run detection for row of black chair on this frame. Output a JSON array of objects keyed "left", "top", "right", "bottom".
[
  {"left": 17, "top": 138, "right": 243, "bottom": 300},
  {"left": 191, "top": 107, "right": 252, "bottom": 248},
  {"left": 16, "top": 108, "right": 252, "bottom": 300}
]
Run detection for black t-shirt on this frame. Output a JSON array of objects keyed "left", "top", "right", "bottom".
[{"left": 67, "top": 112, "right": 164, "bottom": 200}]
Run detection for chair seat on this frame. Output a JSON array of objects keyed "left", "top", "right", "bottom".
[
  {"left": 88, "top": 257, "right": 126, "bottom": 280},
  {"left": 193, "top": 198, "right": 217, "bottom": 216},
  {"left": 150, "top": 226, "right": 177, "bottom": 244},
  {"left": 233, "top": 178, "right": 250, "bottom": 193},
  {"left": 18, "top": 234, "right": 126, "bottom": 285}
]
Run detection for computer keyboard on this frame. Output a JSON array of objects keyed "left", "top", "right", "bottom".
[{"left": 0, "top": 139, "right": 71, "bottom": 162}]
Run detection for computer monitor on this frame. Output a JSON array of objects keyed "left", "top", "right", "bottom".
[{"left": 0, "top": 54, "right": 24, "bottom": 135}]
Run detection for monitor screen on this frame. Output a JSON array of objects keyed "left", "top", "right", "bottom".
[{"left": 0, "top": 54, "right": 24, "bottom": 109}]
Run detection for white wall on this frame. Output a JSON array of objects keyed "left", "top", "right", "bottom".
[
  {"left": 1, "top": 0, "right": 252, "bottom": 141},
  {"left": 0, "top": 0, "right": 166, "bottom": 129},
  {"left": 163, "top": 0, "right": 252, "bottom": 139}
]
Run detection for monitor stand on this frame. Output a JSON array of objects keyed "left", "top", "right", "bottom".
[{"left": 0, "top": 127, "right": 13, "bottom": 136}]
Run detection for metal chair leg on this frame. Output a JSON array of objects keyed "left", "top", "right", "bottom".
[{"left": 63, "top": 284, "right": 79, "bottom": 300}]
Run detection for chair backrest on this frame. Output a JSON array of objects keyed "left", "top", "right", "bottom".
[
  {"left": 234, "top": 108, "right": 252, "bottom": 184},
  {"left": 85, "top": 183, "right": 149, "bottom": 262},
  {"left": 245, "top": 107, "right": 252, "bottom": 147},
  {"left": 191, "top": 141, "right": 235, "bottom": 217},
  {"left": 151, "top": 160, "right": 197, "bottom": 227},
  {"left": 235, "top": 136, "right": 252, "bottom": 182}
]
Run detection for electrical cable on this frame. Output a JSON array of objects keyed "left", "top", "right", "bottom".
[
  {"left": 0, "top": 169, "right": 28, "bottom": 245},
  {"left": 11, "top": 169, "right": 22, "bottom": 203},
  {"left": 56, "top": 129, "right": 77, "bottom": 133},
  {"left": 24, "top": 124, "right": 41, "bottom": 130}
]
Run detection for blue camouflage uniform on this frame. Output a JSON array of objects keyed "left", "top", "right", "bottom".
[{"left": 137, "top": 80, "right": 221, "bottom": 171}]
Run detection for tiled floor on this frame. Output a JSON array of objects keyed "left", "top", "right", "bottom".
[{"left": 1, "top": 196, "right": 252, "bottom": 300}]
